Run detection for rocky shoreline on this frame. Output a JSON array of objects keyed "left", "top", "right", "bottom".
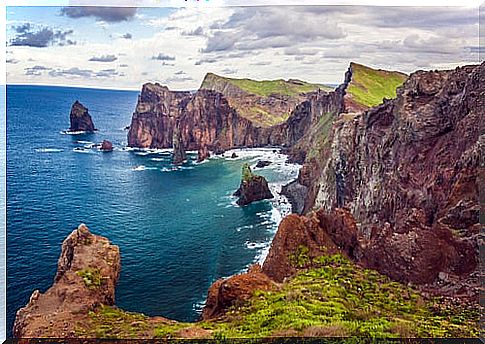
[{"left": 12, "top": 62, "right": 482, "bottom": 338}]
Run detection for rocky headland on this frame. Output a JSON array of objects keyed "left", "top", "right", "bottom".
[
  {"left": 69, "top": 100, "right": 96, "bottom": 132},
  {"left": 14, "top": 62, "right": 482, "bottom": 338}
]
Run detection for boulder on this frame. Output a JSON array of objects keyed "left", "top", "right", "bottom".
[
  {"left": 202, "top": 264, "right": 276, "bottom": 320},
  {"left": 255, "top": 160, "right": 271, "bottom": 168},
  {"left": 100, "top": 140, "right": 113, "bottom": 152}
]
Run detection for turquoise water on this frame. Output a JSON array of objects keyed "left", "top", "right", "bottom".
[{"left": 6, "top": 85, "right": 299, "bottom": 336}]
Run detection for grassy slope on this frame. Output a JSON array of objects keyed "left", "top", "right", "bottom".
[
  {"left": 76, "top": 254, "right": 478, "bottom": 339},
  {"left": 200, "top": 73, "right": 333, "bottom": 127},
  {"left": 347, "top": 63, "right": 407, "bottom": 108},
  {"left": 201, "top": 73, "right": 333, "bottom": 98}
]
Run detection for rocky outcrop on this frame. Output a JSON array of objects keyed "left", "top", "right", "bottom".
[
  {"left": 172, "top": 125, "right": 186, "bottom": 165},
  {"left": 127, "top": 83, "right": 191, "bottom": 148},
  {"left": 201, "top": 264, "right": 276, "bottom": 320},
  {"left": 69, "top": 101, "right": 96, "bottom": 132},
  {"left": 262, "top": 213, "right": 340, "bottom": 282},
  {"left": 13, "top": 224, "right": 120, "bottom": 338},
  {"left": 288, "top": 63, "right": 483, "bottom": 299},
  {"left": 126, "top": 75, "right": 345, "bottom": 162},
  {"left": 233, "top": 164, "right": 273, "bottom": 206},
  {"left": 100, "top": 140, "right": 113, "bottom": 152},
  {"left": 255, "top": 160, "right": 271, "bottom": 168},
  {"left": 197, "top": 145, "right": 210, "bottom": 162}
]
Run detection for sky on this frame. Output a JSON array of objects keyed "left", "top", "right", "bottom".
[{"left": 5, "top": 5, "right": 483, "bottom": 90}]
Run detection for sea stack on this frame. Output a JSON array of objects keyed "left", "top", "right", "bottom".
[
  {"left": 172, "top": 126, "right": 186, "bottom": 165},
  {"left": 233, "top": 163, "right": 274, "bottom": 206},
  {"left": 69, "top": 100, "right": 96, "bottom": 132}
]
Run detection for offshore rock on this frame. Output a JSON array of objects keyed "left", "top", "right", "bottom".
[
  {"left": 100, "top": 140, "right": 113, "bottom": 152},
  {"left": 69, "top": 100, "right": 96, "bottom": 132},
  {"left": 172, "top": 125, "right": 186, "bottom": 165},
  {"left": 13, "top": 224, "right": 120, "bottom": 338},
  {"left": 255, "top": 160, "right": 272, "bottom": 168},
  {"left": 233, "top": 163, "right": 273, "bottom": 206}
]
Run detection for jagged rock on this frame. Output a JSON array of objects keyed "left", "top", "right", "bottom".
[
  {"left": 202, "top": 264, "right": 276, "bottom": 320},
  {"left": 172, "top": 125, "right": 186, "bottom": 165},
  {"left": 294, "top": 62, "right": 483, "bottom": 301},
  {"left": 100, "top": 140, "right": 113, "bottom": 152},
  {"left": 280, "top": 180, "right": 307, "bottom": 214},
  {"left": 255, "top": 160, "right": 271, "bottom": 168},
  {"left": 13, "top": 224, "right": 120, "bottom": 338},
  {"left": 231, "top": 152, "right": 238, "bottom": 159},
  {"left": 69, "top": 101, "right": 96, "bottom": 132},
  {"left": 262, "top": 213, "right": 340, "bottom": 282},
  {"left": 233, "top": 164, "right": 273, "bottom": 206},
  {"left": 197, "top": 145, "right": 210, "bottom": 162}
]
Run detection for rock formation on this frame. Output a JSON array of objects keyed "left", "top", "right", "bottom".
[
  {"left": 126, "top": 75, "right": 344, "bottom": 162},
  {"left": 233, "top": 163, "right": 274, "bottom": 206},
  {"left": 13, "top": 224, "right": 120, "bottom": 338},
  {"left": 201, "top": 264, "right": 276, "bottom": 320},
  {"left": 197, "top": 145, "right": 210, "bottom": 162},
  {"left": 270, "top": 62, "right": 482, "bottom": 302},
  {"left": 100, "top": 140, "right": 113, "bottom": 152},
  {"left": 69, "top": 100, "right": 96, "bottom": 132},
  {"left": 172, "top": 125, "right": 186, "bottom": 165},
  {"left": 255, "top": 160, "right": 271, "bottom": 168}
]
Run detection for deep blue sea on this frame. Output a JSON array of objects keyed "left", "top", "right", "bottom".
[{"left": 6, "top": 85, "right": 299, "bottom": 336}]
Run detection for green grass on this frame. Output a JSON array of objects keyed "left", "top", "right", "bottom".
[
  {"left": 76, "top": 305, "right": 195, "bottom": 339},
  {"left": 202, "top": 73, "right": 332, "bottom": 98},
  {"left": 210, "top": 254, "right": 479, "bottom": 338},
  {"left": 347, "top": 63, "right": 407, "bottom": 108},
  {"left": 76, "top": 268, "right": 104, "bottom": 289},
  {"left": 75, "top": 254, "right": 479, "bottom": 339},
  {"left": 242, "top": 163, "right": 254, "bottom": 182}
]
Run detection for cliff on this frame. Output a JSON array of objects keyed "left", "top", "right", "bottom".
[
  {"left": 200, "top": 73, "right": 332, "bottom": 127},
  {"left": 69, "top": 100, "right": 96, "bottom": 132},
  {"left": 126, "top": 74, "right": 342, "bottom": 160},
  {"left": 285, "top": 63, "right": 482, "bottom": 299},
  {"left": 14, "top": 223, "right": 479, "bottom": 338},
  {"left": 13, "top": 224, "right": 120, "bottom": 338}
]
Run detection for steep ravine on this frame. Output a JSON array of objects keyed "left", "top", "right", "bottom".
[{"left": 13, "top": 63, "right": 481, "bottom": 338}]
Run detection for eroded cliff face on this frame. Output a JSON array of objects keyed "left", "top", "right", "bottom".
[
  {"left": 126, "top": 77, "right": 344, "bottom": 160},
  {"left": 13, "top": 224, "right": 120, "bottom": 338},
  {"left": 297, "top": 63, "right": 483, "bottom": 295},
  {"left": 127, "top": 83, "right": 191, "bottom": 148}
]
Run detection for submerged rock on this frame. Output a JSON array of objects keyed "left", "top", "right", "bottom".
[
  {"left": 69, "top": 100, "right": 96, "bottom": 132},
  {"left": 255, "top": 160, "right": 272, "bottom": 168},
  {"left": 100, "top": 140, "right": 113, "bottom": 152},
  {"left": 233, "top": 163, "right": 273, "bottom": 206},
  {"left": 13, "top": 224, "right": 120, "bottom": 338}
]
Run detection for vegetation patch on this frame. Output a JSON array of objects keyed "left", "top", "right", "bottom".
[
  {"left": 210, "top": 254, "right": 479, "bottom": 338},
  {"left": 347, "top": 63, "right": 407, "bottom": 108},
  {"left": 202, "top": 73, "right": 332, "bottom": 98},
  {"left": 76, "top": 305, "right": 195, "bottom": 339},
  {"left": 76, "top": 268, "right": 104, "bottom": 289},
  {"left": 242, "top": 163, "right": 255, "bottom": 182}
]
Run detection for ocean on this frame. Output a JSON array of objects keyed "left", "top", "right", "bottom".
[{"left": 5, "top": 85, "right": 299, "bottom": 336}]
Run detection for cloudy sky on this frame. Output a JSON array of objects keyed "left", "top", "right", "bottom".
[{"left": 5, "top": 5, "right": 482, "bottom": 90}]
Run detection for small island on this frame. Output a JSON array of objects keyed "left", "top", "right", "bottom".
[
  {"left": 68, "top": 100, "right": 96, "bottom": 133},
  {"left": 233, "top": 163, "right": 274, "bottom": 206}
]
